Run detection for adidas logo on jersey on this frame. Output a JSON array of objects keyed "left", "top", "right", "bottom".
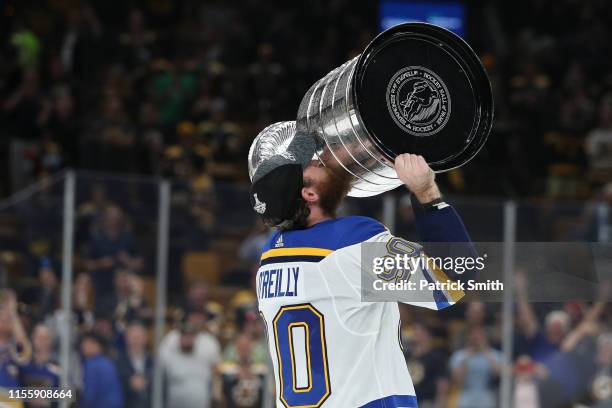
[
  {"left": 274, "top": 235, "right": 284, "bottom": 248},
  {"left": 253, "top": 194, "right": 266, "bottom": 214}
]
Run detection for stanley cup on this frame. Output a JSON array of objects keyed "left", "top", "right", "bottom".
[{"left": 297, "top": 22, "right": 494, "bottom": 197}]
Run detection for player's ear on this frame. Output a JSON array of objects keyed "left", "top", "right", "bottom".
[{"left": 301, "top": 185, "right": 319, "bottom": 204}]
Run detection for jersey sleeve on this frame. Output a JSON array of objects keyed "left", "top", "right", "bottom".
[
  {"left": 325, "top": 228, "right": 464, "bottom": 310},
  {"left": 364, "top": 232, "right": 465, "bottom": 310}
]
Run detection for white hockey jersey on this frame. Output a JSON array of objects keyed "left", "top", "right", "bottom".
[{"left": 256, "top": 215, "right": 465, "bottom": 407}]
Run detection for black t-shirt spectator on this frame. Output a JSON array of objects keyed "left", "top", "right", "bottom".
[
  {"left": 218, "top": 362, "right": 266, "bottom": 408},
  {"left": 405, "top": 348, "right": 448, "bottom": 403}
]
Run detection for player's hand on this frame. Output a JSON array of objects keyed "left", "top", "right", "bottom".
[{"left": 394, "top": 154, "right": 441, "bottom": 203}]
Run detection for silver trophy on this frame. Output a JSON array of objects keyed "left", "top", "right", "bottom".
[
  {"left": 297, "top": 22, "right": 494, "bottom": 197},
  {"left": 296, "top": 54, "right": 401, "bottom": 197}
]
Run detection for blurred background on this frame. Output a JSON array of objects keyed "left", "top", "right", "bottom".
[{"left": 0, "top": 0, "right": 611, "bottom": 407}]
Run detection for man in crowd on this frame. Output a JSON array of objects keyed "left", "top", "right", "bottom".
[
  {"left": 84, "top": 205, "right": 143, "bottom": 306},
  {"left": 214, "top": 334, "right": 268, "bottom": 408},
  {"left": 80, "top": 331, "right": 124, "bottom": 408},
  {"left": 515, "top": 271, "right": 609, "bottom": 406},
  {"left": 159, "top": 311, "right": 220, "bottom": 408},
  {"left": 404, "top": 323, "right": 450, "bottom": 408},
  {"left": 587, "top": 333, "right": 612, "bottom": 407},
  {"left": 450, "top": 326, "right": 502, "bottom": 408},
  {"left": 19, "top": 324, "right": 60, "bottom": 408},
  {"left": 0, "top": 289, "right": 31, "bottom": 393},
  {"left": 116, "top": 320, "right": 153, "bottom": 408}
]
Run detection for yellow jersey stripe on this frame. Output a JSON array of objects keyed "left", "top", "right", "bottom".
[
  {"left": 427, "top": 258, "right": 465, "bottom": 302},
  {"left": 261, "top": 247, "right": 334, "bottom": 260}
]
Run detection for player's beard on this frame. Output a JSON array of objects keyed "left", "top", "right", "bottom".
[
  {"left": 315, "top": 166, "right": 352, "bottom": 218},
  {"left": 276, "top": 166, "right": 352, "bottom": 231}
]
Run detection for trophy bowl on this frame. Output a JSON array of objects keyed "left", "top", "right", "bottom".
[{"left": 297, "top": 22, "right": 494, "bottom": 197}]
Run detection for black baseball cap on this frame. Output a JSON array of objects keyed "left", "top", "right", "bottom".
[
  {"left": 249, "top": 129, "right": 316, "bottom": 225},
  {"left": 250, "top": 163, "right": 303, "bottom": 224}
]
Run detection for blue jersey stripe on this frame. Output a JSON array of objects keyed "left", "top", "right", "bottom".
[
  {"left": 359, "top": 394, "right": 418, "bottom": 408},
  {"left": 421, "top": 266, "right": 452, "bottom": 310}
]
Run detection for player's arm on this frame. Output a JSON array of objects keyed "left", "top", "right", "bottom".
[{"left": 394, "top": 154, "right": 477, "bottom": 282}]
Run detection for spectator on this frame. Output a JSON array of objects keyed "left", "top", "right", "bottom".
[
  {"left": 450, "top": 326, "right": 501, "bottom": 408},
  {"left": 2, "top": 69, "right": 43, "bottom": 190},
  {"left": 452, "top": 301, "right": 490, "bottom": 350},
  {"left": 586, "top": 94, "right": 612, "bottom": 174},
  {"left": 77, "top": 184, "right": 112, "bottom": 221},
  {"left": 82, "top": 94, "right": 137, "bottom": 172},
  {"left": 222, "top": 307, "right": 267, "bottom": 365},
  {"left": 150, "top": 62, "right": 196, "bottom": 127},
  {"left": 586, "top": 333, "right": 612, "bottom": 407},
  {"left": 515, "top": 272, "right": 609, "bottom": 406},
  {"left": 0, "top": 291, "right": 32, "bottom": 365},
  {"left": 200, "top": 101, "right": 243, "bottom": 182},
  {"left": 115, "top": 321, "right": 153, "bottom": 408},
  {"left": 512, "top": 355, "right": 544, "bottom": 408},
  {"left": 403, "top": 323, "right": 449, "bottom": 408},
  {"left": 19, "top": 324, "right": 60, "bottom": 407},
  {"left": 41, "top": 272, "right": 94, "bottom": 387},
  {"left": 118, "top": 9, "right": 156, "bottom": 69},
  {"left": 0, "top": 290, "right": 31, "bottom": 395},
  {"left": 113, "top": 270, "right": 152, "bottom": 327},
  {"left": 84, "top": 205, "right": 143, "bottom": 305},
  {"left": 515, "top": 272, "right": 569, "bottom": 362},
  {"left": 160, "top": 312, "right": 220, "bottom": 408},
  {"left": 181, "top": 280, "right": 209, "bottom": 314},
  {"left": 80, "top": 331, "right": 124, "bottom": 408},
  {"left": 58, "top": 7, "right": 103, "bottom": 79},
  {"left": 187, "top": 177, "right": 216, "bottom": 249},
  {"left": 38, "top": 86, "right": 79, "bottom": 167},
  {"left": 163, "top": 308, "right": 211, "bottom": 345},
  {"left": 247, "top": 43, "right": 286, "bottom": 118},
  {"left": 44, "top": 272, "right": 94, "bottom": 339},
  {"left": 29, "top": 258, "right": 59, "bottom": 322},
  {"left": 10, "top": 27, "right": 41, "bottom": 71},
  {"left": 214, "top": 334, "right": 268, "bottom": 408}
]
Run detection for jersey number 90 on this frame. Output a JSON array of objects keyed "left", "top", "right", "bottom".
[{"left": 272, "top": 304, "right": 331, "bottom": 407}]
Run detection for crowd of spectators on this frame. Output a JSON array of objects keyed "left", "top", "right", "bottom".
[
  {"left": 399, "top": 274, "right": 612, "bottom": 408},
  {"left": 0, "top": 0, "right": 379, "bottom": 199},
  {"left": 0, "top": 270, "right": 270, "bottom": 407},
  {"left": 0, "top": 258, "right": 610, "bottom": 407},
  {"left": 1, "top": 0, "right": 612, "bottom": 199},
  {"left": 0, "top": 0, "right": 611, "bottom": 407}
]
